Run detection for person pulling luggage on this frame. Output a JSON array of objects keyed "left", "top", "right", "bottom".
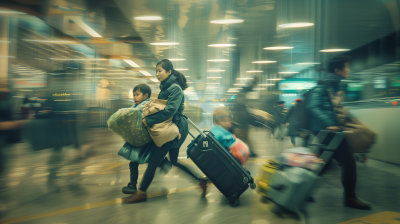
[
  {"left": 122, "top": 59, "right": 207, "bottom": 204},
  {"left": 307, "top": 56, "right": 371, "bottom": 210}
]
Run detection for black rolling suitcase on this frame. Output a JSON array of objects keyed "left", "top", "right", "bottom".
[{"left": 184, "top": 115, "right": 256, "bottom": 206}]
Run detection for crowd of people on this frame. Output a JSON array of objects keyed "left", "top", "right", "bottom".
[
  {"left": 110, "top": 57, "right": 371, "bottom": 210},
  {"left": 1, "top": 57, "right": 372, "bottom": 211}
]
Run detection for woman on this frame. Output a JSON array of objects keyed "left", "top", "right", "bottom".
[{"left": 123, "top": 59, "right": 207, "bottom": 203}]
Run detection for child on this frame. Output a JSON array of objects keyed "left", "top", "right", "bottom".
[
  {"left": 122, "top": 84, "right": 172, "bottom": 194},
  {"left": 210, "top": 109, "right": 250, "bottom": 166}
]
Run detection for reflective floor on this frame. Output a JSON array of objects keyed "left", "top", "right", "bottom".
[{"left": 0, "top": 127, "right": 399, "bottom": 224}]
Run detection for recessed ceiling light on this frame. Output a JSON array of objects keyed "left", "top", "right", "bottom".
[
  {"left": 50, "top": 58, "right": 108, "bottom": 61},
  {"left": 207, "top": 70, "right": 225, "bottom": 72},
  {"left": 246, "top": 70, "right": 263, "bottom": 73},
  {"left": 233, "top": 84, "right": 245, "bottom": 86},
  {"left": 267, "top": 78, "right": 284, "bottom": 81},
  {"left": 258, "top": 84, "right": 275, "bottom": 86},
  {"left": 319, "top": 49, "right": 350, "bottom": 52},
  {"left": 296, "top": 62, "right": 320, "bottom": 65},
  {"left": 169, "top": 59, "right": 185, "bottom": 61},
  {"left": 236, "top": 78, "right": 253, "bottom": 80},
  {"left": 139, "top": 70, "right": 153, "bottom": 76},
  {"left": 207, "top": 83, "right": 220, "bottom": 85},
  {"left": 279, "top": 72, "right": 299, "bottom": 74},
  {"left": 123, "top": 59, "right": 140, "bottom": 68},
  {"left": 71, "top": 18, "right": 102, "bottom": 37},
  {"left": 185, "top": 76, "right": 190, "bottom": 78},
  {"left": 134, "top": 16, "right": 162, "bottom": 21},
  {"left": 0, "top": 10, "right": 25, "bottom": 14},
  {"left": 22, "top": 39, "right": 76, "bottom": 44},
  {"left": 187, "top": 82, "right": 193, "bottom": 84},
  {"left": 175, "top": 68, "right": 189, "bottom": 71},
  {"left": 150, "top": 78, "right": 160, "bottom": 82},
  {"left": 264, "top": 46, "right": 293, "bottom": 50},
  {"left": 150, "top": 42, "right": 180, "bottom": 45},
  {"left": 277, "top": 23, "right": 314, "bottom": 29},
  {"left": 210, "top": 19, "right": 244, "bottom": 24},
  {"left": 207, "top": 59, "right": 230, "bottom": 62},
  {"left": 227, "top": 90, "right": 240, "bottom": 93},
  {"left": 208, "top": 44, "right": 236, "bottom": 47},
  {"left": 207, "top": 77, "right": 223, "bottom": 79},
  {"left": 252, "top": 61, "right": 277, "bottom": 64},
  {"left": 253, "top": 88, "right": 266, "bottom": 90}
]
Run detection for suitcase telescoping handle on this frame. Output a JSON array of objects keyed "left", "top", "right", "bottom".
[{"left": 183, "top": 115, "right": 207, "bottom": 139}]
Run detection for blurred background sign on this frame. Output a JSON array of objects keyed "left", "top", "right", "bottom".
[{"left": 278, "top": 79, "right": 317, "bottom": 92}]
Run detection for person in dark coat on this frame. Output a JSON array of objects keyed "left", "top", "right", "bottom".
[
  {"left": 232, "top": 77, "right": 259, "bottom": 157},
  {"left": 307, "top": 56, "right": 370, "bottom": 210},
  {"left": 123, "top": 59, "right": 207, "bottom": 204},
  {"left": 283, "top": 99, "right": 304, "bottom": 147}
]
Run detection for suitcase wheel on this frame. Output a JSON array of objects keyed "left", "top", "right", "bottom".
[
  {"left": 243, "top": 177, "right": 249, "bottom": 184},
  {"left": 229, "top": 193, "right": 239, "bottom": 207},
  {"left": 250, "top": 182, "right": 257, "bottom": 190},
  {"left": 229, "top": 197, "right": 239, "bottom": 207}
]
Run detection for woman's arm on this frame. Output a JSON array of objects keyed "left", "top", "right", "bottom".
[{"left": 145, "top": 85, "right": 183, "bottom": 127}]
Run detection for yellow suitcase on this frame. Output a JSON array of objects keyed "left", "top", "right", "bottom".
[{"left": 256, "top": 159, "right": 280, "bottom": 198}]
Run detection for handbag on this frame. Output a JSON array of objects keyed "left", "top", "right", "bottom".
[
  {"left": 118, "top": 142, "right": 154, "bottom": 164},
  {"left": 342, "top": 119, "right": 376, "bottom": 153},
  {"left": 327, "top": 90, "right": 376, "bottom": 153}
]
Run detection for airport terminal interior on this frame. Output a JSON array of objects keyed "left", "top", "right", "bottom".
[{"left": 0, "top": 0, "right": 400, "bottom": 224}]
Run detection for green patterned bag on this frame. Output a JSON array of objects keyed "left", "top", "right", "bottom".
[{"left": 107, "top": 108, "right": 152, "bottom": 147}]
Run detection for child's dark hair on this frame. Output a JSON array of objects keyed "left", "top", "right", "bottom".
[
  {"left": 156, "top": 59, "right": 188, "bottom": 90},
  {"left": 133, "top": 84, "right": 151, "bottom": 98}
]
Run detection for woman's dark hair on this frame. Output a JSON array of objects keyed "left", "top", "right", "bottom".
[
  {"left": 156, "top": 59, "right": 188, "bottom": 90},
  {"left": 133, "top": 84, "right": 152, "bottom": 98},
  {"left": 328, "top": 56, "right": 351, "bottom": 73}
]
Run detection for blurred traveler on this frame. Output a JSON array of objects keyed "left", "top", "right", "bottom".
[
  {"left": 21, "top": 96, "right": 31, "bottom": 120},
  {"left": 273, "top": 101, "right": 286, "bottom": 140},
  {"left": 210, "top": 109, "right": 250, "bottom": 166},
  {"left": 123, "top": 59, "right": 207, "bottom": 203},
  {"left": 283, "top": 99, "right": 306, "bottom": 147},
  {"left": 122, "top": 84, "right": 172, "bottom": 194},
  {"left": 307, "top": 56, "right": 371, "bottom": 210},
  {"left": 232, "top": 77, "right": 259, "bottom": 157},
  {"left": 0, "top": 84, "right": 11, "bottom": 176},
  {"left": 0, "top": 84, "right": 26, "bottom": 175}
]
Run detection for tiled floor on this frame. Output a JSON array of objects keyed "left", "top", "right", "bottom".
[{"left": 0, "top": 127, "right": 399, "bottom": 224}]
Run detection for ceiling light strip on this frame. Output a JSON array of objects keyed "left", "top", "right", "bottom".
[
  {"left": 72, "top": 19, "right": 102, "bottom": 38},
  {"left": 123, "top": 59, "right": 140, "bottom": 68}
]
